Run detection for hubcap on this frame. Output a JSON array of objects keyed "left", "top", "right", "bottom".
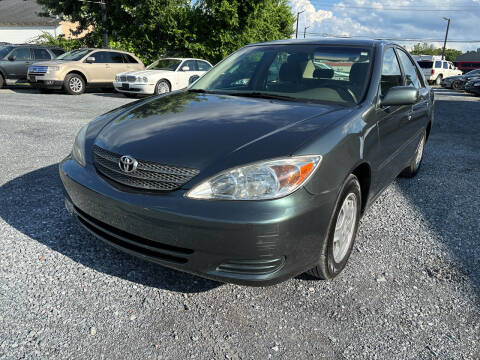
[
  {"left": 69, "top": 77, "right": 83, "bottom": 92},
  {"left": 156, "top": 82, "right": 169, "bottom": 94},
  {"left": 332, "top": 193, "right": 358, "bottom": 263},
  {"left": 414, "top": 135, "right": 425, "bottom": 169}
]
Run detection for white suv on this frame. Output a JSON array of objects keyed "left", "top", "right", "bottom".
[{"left": 413, "top": 55, "right": 462, "bottom": 85}]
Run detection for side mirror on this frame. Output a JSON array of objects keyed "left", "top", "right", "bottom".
[
  {"left": 85, "top": 56, "right": 95, "bottom": 63},
  {"left": 380, "top": 86, "right": 418, "bottom": 107},
  {"left": 8, "top": 55, "right": 15, "bottom": 61},
  {"left": 181, "top": 66, "right": 190, "bottom": 71}
]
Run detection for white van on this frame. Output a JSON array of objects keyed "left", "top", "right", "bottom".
[{"left": 413, "top": 55, "right": 462, "bottom": 85}]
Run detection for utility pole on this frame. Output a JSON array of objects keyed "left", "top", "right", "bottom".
[
  {"left": 295, "top": 10, "right": 305, "bottom": 39},
  {"left": 441, "top": 17, "right": 450, "bottom": 60},
  {"left": 100, "top": 0, "right": 108, "bottom": 48},
  {"left": 304, "top": 26, "right": 310, "bottom": 39}
]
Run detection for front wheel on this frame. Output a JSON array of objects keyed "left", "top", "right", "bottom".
[
  {"left": 64, "top": 73, "right": 85, "bottom": 95},
  {"left": 400, "top": 131, "right": 426, "bottom": 178},
  {"left": 435, "top": 75, "right": 443, "bottom": 86},
  {"left": 307, "top": 174, "right": 361, "bottom": 280},
  {"left": 452, "top": 80, "right": 462, "bottom": 90},
  {"left": 154, "top": 80, "right": 170, "bottom": 95}
]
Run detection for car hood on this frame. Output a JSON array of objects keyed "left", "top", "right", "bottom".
[
  {"left": 116, "top": 69, "right": 173, "bottom": 78},
  {"left": 93, "top": 91, "right": 353, "bottom": 172},
  {"left": 30, "top": 60, "right": 76, "bottom": 66}
]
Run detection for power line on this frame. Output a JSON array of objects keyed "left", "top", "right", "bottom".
[{"left": 304, "top": 33, "right": 480, "bottom": 43}]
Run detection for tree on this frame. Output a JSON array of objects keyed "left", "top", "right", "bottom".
[
  {"left": 410, "top": 42, "right": 463, "bottom": 62},
  {"left": 35, "top": 0, "right": 295, "bottom": 64}
]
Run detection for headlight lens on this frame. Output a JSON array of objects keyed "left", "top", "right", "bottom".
[
  {"left": 46, "top": 66, "right": 60, "bottom": 73},
  {"left": 136, "top": 76, "right": 148, "bottom": 83},
  {"left": 72, "top": 124, "right": 88, "bottom": 167},
  {"left": 115, "top": 75, "right": 120, "bottom": 82},
  {"left": 186, "top": 155, "right": 322, "bottom": 200}
]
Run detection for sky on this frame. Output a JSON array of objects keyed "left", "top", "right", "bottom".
[{"left": 288, "top": 0, "right": 480, "bottom": 52}]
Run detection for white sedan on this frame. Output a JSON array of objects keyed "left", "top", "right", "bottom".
[{"left": 114, "top": 58, "right": 212, "bottom": 96}]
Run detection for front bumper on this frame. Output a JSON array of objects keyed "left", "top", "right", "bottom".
[
  {"left": 59, "top": 157, "right": 337, "bottom": 286},
  {"left": 28, "top": 74, "right": 63, "bottom": 89},
  {"left": 113, "top": 81, "right": 155, "bottom": 95}
]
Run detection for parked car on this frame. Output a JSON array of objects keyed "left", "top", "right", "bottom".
[
  {"left": 0, "top": 44, "right": 65, "bottom": 88},
  {"left": 413, "top": 55, "right": 462, "bottom": 85},
  {"left": 28, "top": 48, "right": 144, "bottom": 95},
  {"left": 441, "top": 69, "right": 480, "bottom": 90},
  {"left": 60, "top": 39, "right": 433, "bottom": 286},
  {"left": 468, "top": 80, "right": 480, "bottom": 95},
  {"left": 114, "top": 57, "right": 212, "bottom": 97},
  {"left": 464, "top": 78, "right": 480, "bottom": 94}
]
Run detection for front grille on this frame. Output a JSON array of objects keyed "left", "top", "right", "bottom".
[
  {"left": 120, "top": 75, "right": 137, "bottom": 83},
  {"left": 93, "top": 145, "right": 199, "bottom": 191},
  {"left": 28, "top": 65, "right": 47, "bottom": 75},
  {"left": 74, "top": 206, "right": 193, "bottom": 264}
]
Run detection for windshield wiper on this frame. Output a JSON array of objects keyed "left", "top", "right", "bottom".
[{"left": 223, "top": 92, "right": 301, "bottom": 102}]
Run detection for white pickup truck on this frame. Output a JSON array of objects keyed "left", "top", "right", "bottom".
[{"left": 413, "top": 55, "right": 462, "bottom": 85}]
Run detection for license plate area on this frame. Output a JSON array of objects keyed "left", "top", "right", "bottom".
[{"left": 122, "top": 83, "right": 130, "bottom": 90}]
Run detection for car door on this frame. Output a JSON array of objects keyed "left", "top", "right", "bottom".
[
  {"left": 6, "top": 47, "right": 33, "bottom": 80},
  {"left": 84, "top": 51, "right": 113, "bottom": 83},
  {"left": 395, "top": 48, "right": 429, "bottom": 163},
  {"left": 176, "top": 60, "right": 197, "bottom": 88},
  {"left": 104, "top": 51, "right": 128, "bottom": 82},
  {"left": 372, "top": 47, "right": 411, "bottom": 188}
]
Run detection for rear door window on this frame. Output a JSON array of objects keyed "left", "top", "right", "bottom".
[
  {"left": 122, "top": 54, "right": 138, "bottom": 63},
  {"left": 435, "top": 61, "right": 442, "bottom": 68},
  {"left": 109, "top": 52, "right": 124, "bottom": 63},
  {"left": 196, "top": 60, "right": 212, "bottom": 71},
  {"left": 33, "top": 48, "right": 51, "bottom": 60}
]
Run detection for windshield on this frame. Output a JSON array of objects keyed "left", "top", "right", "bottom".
[
  {"left": 56, "top": 49, "right": 92, "bottom": 61},
  {"left": 417, "top": 61, "right": 433, "bottom": 69},
  {"left": 0, "top": 46, "right": 13, "bottom": 59},
  {"left": 147, "top": 59, "right": 182, "bottom": 71},
  {"left": 190, "top": 45, "right": 372, "bottom": 105}
]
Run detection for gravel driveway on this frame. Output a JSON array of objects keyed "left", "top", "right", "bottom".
[{"left": 0, "top": 88, "right": 479, "bottom": 359}]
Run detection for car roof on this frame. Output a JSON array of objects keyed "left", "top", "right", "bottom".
[{"left": 247, "top": 38, "right": 395, "bottom": 48}]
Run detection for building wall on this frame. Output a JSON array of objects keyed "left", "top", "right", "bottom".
[
  {"left": 0, "top": 25, "right": 62, "bottom": 43},
  {"left": 60, "top": 21, "right": 93, "bottom": 40}
]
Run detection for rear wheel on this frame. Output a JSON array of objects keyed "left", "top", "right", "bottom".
[
  {"left": 308, "top": 174, "right": 361, "bottom": 280},
  {"left": 435, "top": 75, "right": 443, "bottom": 86},
  {"left": 400, "top": 131, "right": 426, "bottom": 178},
  {"left": 0, "top": 74, "right": 4, "bottom": 88},
  {"left": 64, "top": 73, "right": 85, "bottom": 95}
]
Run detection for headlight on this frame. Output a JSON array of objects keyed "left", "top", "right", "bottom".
[
  {"left": 46, "top": 66, "right": 60, "bottom": 73},
  {"left": 136, "top": 76, "right": 148, "bottom": 83},
  {"left": 72, "top": 124, "right": 88, "bottom": 167},
  {"left": 186, "top": 155, "right": 322, "bottom": 200},
  {"left": 115, "top": 75, "right": 120, "bottom": 82}
]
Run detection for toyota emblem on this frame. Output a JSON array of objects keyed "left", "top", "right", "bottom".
[{"left": 118, "top": 155, "right": 138, "bottom": 173}]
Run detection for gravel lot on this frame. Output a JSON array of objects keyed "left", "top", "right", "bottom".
[{"left": 0, "top": 87, "right": 479, "bottom": 359}]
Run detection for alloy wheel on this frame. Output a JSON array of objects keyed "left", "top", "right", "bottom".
[{"left": 332, "top": 193, "right": 358, "bottom": 263}]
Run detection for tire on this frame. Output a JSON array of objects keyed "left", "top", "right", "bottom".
[
  {"left": 0, "top": 74, "right": 4, "bottom": 89},
  {"left": 400, "top": 131, "right": 426, "bottom": 178},
  {"left": 307, "top": 174, "right": 362, "bottom": 280},
  {"left": 64, "top": 73, "right": 85, "bottom": 95},
  {"left": 452, "top": 80, "right": 462, "bottom": 90},
  {"left": 154, "top": 80, "right": 170, "bottom": 95},
  {"left": 435, "top": 75, "right": 443, "bottom": 86}
]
